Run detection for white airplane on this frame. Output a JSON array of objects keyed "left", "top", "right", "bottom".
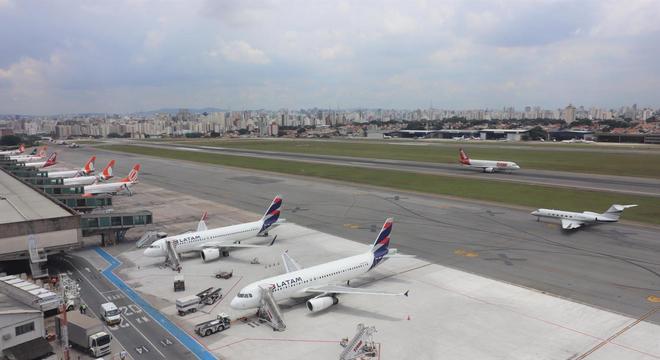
[
  {"left": 0, "top": 144, "right": 25, "bottom": 156},
  {"left": 47, "top": 156, "right": 96, "bottom": 179},
  {"left": 459, "top": 148, "right": 520, "bottom": 173},
  {"left": 230, "top": 218, "right": 409, "bottom": 313},
  {"left": 82, "top": 163, "right": 140, "bottom": 197},
  {"left": 531, "top": 204, "right": 638, "bottom": 230},
  {"left": 143, "top": 196, "right": 283, "bottom": 262},
  {"left": 23, "top": 152, "right": 58, "bottom": 169},
  {"left": 63, "top": 160, "right": 115, "bottom": 186},
  {"left": 10, "top": 146, "right": 47, "bottom": 161}
]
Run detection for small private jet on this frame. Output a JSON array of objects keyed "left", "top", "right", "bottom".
[
  {"left": 531, "top": 204, "right": 638, "bottom": 230},
  {"left": 459, "top": 148, "right": 520, "bottom": 173}
]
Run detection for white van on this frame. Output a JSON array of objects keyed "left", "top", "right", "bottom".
[{"left": 100, "top": 302, "right": 121, "bottom": 326}]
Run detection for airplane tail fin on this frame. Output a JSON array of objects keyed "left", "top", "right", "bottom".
[
  {"left": 37, "top": 146, "right": 48, "bottom": 157},
  {"left": 459, "top": 148, "right": 471, "bottom": 165},
  {"left": 259, "top": 195, "right": 283, "bottom": 234},
  {"left": 197, "top": 211, "right": 208, "bottom": 232},
  {"left": 43, "top": 152, "right": 57, "bottom": 167},
  {"left": 120, "top": 164, "right": 140, "bottom": 183},
  {"left": 82, "top": 156, "right": 96, "bottom": 174},
  {"left": 100, "top": 160, "right": 115, "bottom": 180},
  {"left": 369, "top": 218, "right": 393, "bottom": 269},
  {"left": 602, "top": 204, "right": 637, "bottom": 220}
]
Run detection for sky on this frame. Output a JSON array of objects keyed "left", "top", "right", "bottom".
[{"left": 0, "top": 0, "right": 659, "bottom": 115}]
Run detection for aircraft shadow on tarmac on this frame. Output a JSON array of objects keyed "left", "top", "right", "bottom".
[{"left": 306, "top": 304, "right": 405, "bottom": 322}]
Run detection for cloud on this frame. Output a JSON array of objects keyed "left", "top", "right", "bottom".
[
  {"left": 218, "top": 41, "right": 270, "bottom": 64},
  {"left": 0, "top": 0, "right": 659, "bottom": 113}
]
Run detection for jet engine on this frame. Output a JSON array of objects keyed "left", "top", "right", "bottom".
[
  {"left": 306, "top": 296, "right": 338, "bottom": 312},
  {"left": 484, "top": 167, "right": 495, "bottom": 173},
  {"left": 201, "top": 248, "right": 220, "bottom": 262}
]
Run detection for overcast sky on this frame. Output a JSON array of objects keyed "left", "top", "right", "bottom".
[{"left": 0, "top": 0, "right": 659, "bottom": 114}]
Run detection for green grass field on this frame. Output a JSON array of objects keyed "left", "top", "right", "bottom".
[
  {"left": 100, "top": 144, "right": 660, "bottom": 225},
  {"left": 169, "top": 139, "right": 660, "bottom": 179}
]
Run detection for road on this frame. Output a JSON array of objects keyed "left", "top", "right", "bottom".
[
  {"left": 50, "top": 253, "right": 196, "bottom": 360},
  {"left": 59, "top": 145, "right": 660, "bottom": 327},
  {"left": 139, "top": 142, "right": 660, "bottom": 197}
]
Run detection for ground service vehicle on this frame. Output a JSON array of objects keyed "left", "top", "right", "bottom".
[
  {"left": 57, "top": 312, "right": 112, "bottom": 357},
  {"left": 100, "top": 302, "right": 121, "bottom": 325},
  {"left": 195, "top": 313, "right": 231, "bottom": 337}
]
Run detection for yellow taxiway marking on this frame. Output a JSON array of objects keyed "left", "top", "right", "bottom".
[
  {"left": 545, "top": 223, "right": 559, "bottom": 229},
  {"left": 454, "top": 249, "right": 479, "bottom": 258},
  {"left": 647, "top": 295, "right": 660, "bottom": 303},
  {"left": 343, "top": 224, "right": 361, "bottom": 229}
]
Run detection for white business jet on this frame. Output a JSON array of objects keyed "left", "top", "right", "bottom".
[{"left": 531, "top": 204, "right": 638, "bottom": 230}]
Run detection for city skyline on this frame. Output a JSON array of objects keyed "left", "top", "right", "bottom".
[{"left": 1, "top": 0, "right": 659, "bottom": 115}]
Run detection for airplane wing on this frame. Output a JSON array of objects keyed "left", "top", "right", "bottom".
[
  {"left": 383, "top": 248, "right": 415, "bottom": 259},
  {"left": 197, "top": 236, "right": 277, "bottom": 250},
  {"left": 282, "top": 251, "right": 302, "bottom": 273},
  {"left": 304, "top": 285, "right": 408, "bottom": 297},
  {"left": 561, "top": 219, "right": 584, "bottom": 230}
]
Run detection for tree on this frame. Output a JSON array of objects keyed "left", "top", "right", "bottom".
[
  {"left": 527, "top": 126, "right": 547, "bottom": 141},
  {"left": 0, "top": 135, "right": 21, "bottom": 146},
  {"left": 107, "top": 132, "right": 122, "bottom": 138}
]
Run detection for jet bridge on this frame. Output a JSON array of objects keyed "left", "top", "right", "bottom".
[
  {"left": 80, "top": 210, "right": 153, "bottom": 245},
  {"left": 257, "top": 285, "right": 286, "bottom": 331}
]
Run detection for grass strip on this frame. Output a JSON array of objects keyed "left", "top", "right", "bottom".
[
  {"left": 100, "top": 144, "right": 660, "bottom": 225},
  {"left": 175, "top": 139, "right": 660, "bottom": 179}
]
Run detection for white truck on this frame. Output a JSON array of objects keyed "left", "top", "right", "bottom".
[
  {"left": 100, "top": 302, "right": 121, "bottom": 326},
  {"left": 57, "top": 312, "right": 112, "bottom": 357}
]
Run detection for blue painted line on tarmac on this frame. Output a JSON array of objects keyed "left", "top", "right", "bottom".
[{"left": 94, "top": 247, "right": 217, "bottom": 360}]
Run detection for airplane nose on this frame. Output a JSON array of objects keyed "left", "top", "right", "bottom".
[{"left": 230, "top": 297, "right": 242, "bottom": 309}]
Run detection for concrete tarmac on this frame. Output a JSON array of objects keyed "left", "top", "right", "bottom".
[
  {"left": 141, "top": 142, "right": 660, "bottom": 197},
  {"left": 57, "top": 145, "right": 660, "bottom": 327}
]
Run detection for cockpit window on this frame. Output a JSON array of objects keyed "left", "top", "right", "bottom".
[{"left": 237, "top": 293, "right": 253, "bottom": 298}]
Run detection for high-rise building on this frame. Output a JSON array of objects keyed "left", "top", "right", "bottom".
[{"left": 564, "top": 104, "right": 576, "bottom": 124}]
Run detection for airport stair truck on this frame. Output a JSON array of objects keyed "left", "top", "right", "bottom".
[
  {"left": 339, "top": 323, "right": 378, "bottom": 360},
  {"left": 194, "top": 313, "right": 231, "bottom": 337},
  {"left": 56, "top": 311, "right": 112, "bottom": 357},
  {"left": 257, "top": 285, "right": 286, "bottom": 331}
]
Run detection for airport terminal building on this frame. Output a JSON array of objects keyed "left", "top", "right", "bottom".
[{"left": 0, "top": 169, "right": 81, "bottom": 276}]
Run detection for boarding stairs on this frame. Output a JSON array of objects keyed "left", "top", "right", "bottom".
[
  {"left": 339, "top": 324, "right": 378, "bottom": 360},
  {"left": 257, "top": 285, "right": 286, "bottom": 331},
  {"left": 164, "top": 239, "right": 181, "bottom": 271},
  {"left": 28, "top": 235, "right": 49, "bottom": 279}
]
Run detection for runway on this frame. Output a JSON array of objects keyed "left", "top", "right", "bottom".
[
  {"left": 136, "top": 142, "right": 660, "bottom": 197},
  {"left": 58, "top": 145, "right": 660, "bottom": 326}
]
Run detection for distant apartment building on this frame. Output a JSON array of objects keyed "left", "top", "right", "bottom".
[{"left": 564, "top": 104, "right": 576, "bottom": 124}]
